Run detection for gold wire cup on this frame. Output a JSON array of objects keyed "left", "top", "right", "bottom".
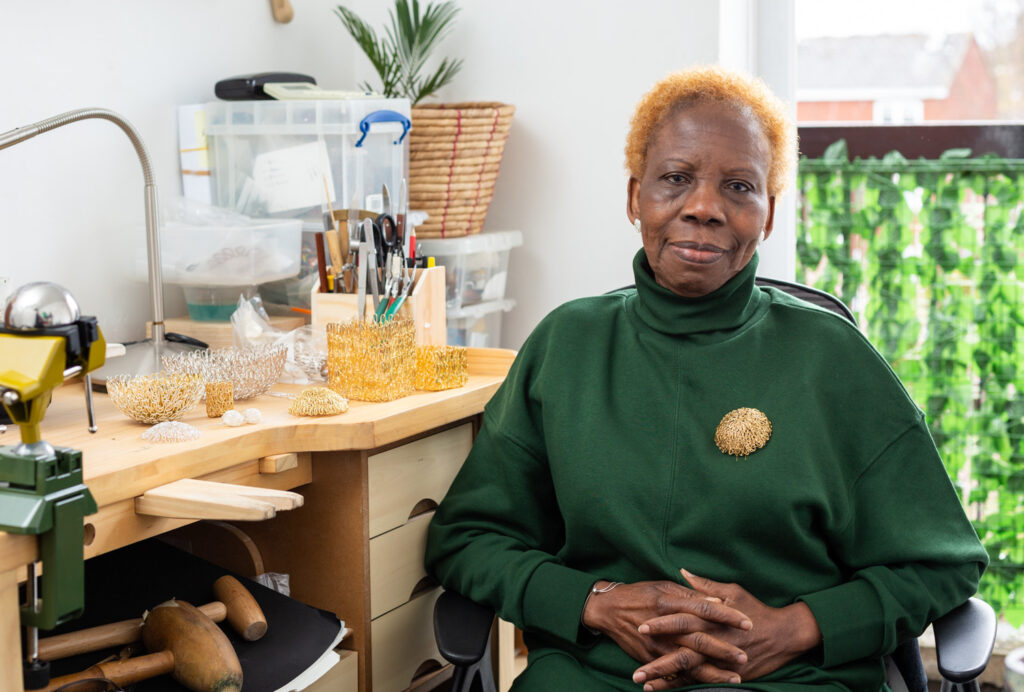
[
  {"left": 415, "top": 345, "right": 468, "bottom": 391},
  {"left": 205, "top": 381, "right": 234, "bottom": 418},
  {"left": 327, "top": 318, "right": 416, "bottom": 402},
  {"left": 106, "top": 373, "right": 204, "bottom": 424}
]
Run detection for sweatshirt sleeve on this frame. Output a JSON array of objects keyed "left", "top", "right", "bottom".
[
  {"left": 797, "top": 419, "right": 988, "bottom": 668},
  {"left": 424, "top": 334, "right": 599, "bottom": 646}
]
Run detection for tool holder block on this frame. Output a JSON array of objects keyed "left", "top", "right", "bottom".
[{"left": 310, "top": 265, "right": 447, "bottom": 345}]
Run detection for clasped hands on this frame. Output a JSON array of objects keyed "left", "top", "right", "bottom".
[{"left": 580, "top": 569, "right": 821, "bottom": 691}]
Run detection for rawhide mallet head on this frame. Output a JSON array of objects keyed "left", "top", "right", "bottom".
[{"left": 142, "top": 599, "right": 243, "bottom": 692}]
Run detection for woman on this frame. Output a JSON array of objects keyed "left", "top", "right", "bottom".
[{"left": 425, "top": 66, "right": 987, "bottom": 691}]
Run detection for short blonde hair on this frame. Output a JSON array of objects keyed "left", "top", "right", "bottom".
[{"left": 625, "top": 66, "right": 797, "bottom": 196}]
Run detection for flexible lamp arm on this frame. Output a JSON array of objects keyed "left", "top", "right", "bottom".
[{"left": 0, "top": 108, "right": 166, "bottom": 340}]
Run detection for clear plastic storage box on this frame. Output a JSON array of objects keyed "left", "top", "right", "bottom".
[
  {"left": 415, "top": 230, "right": 523, "bottom": 309},
  {"left": 203, "top": 98, "right": 411, "bottom": 224},
  {"left": 159, "top": 219, "right": 303, "bottom": 321},
  {"left": 446, "top": 299, "right": 516, "bottom": 348}
]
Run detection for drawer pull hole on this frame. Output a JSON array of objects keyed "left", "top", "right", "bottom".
[
  {"left": 408, "top": 498, "right": 438, "bottom": 520},
  {"left": 411, "top": 658, "right": 444, "bottom": 683},
  {"left": 409, "top": 575, "right": 440, "bottom": 601}
]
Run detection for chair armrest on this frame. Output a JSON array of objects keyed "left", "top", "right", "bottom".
[
  {"left": 433, "top": 589, "right": 496, "bottom": 667},
  {"left": 933, "top": 597, "right": 997, "bottom": 683}
]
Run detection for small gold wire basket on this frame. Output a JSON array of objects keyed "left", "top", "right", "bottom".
[
  {"left": 327, "top": 318, "right": 416, "bottom": 402},
  {"left": 106, "top": 373, "right": 205, "bottom": 424},
  {"left": 415, "top": 345, "right": 468, "bottom": 391},
  {"left": 205, "top": 381, "right": 234, "bottom": 418}
]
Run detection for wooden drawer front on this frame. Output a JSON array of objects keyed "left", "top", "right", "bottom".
[
  {"left": 305, "top": 648, "right": 358, "bottom": 692},
  {"left": 371, "top": 588, "right": 443, "bottom": 692},
  {"left": 368, "top": 424, "right": 472, "bottom": 538},
  {"left": 370, "top": 512, "right": 435, "bottom": 618}
]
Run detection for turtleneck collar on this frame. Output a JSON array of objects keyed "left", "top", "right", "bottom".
[{"left": 629, "top": 248, "right": 766, "bottom": 336}]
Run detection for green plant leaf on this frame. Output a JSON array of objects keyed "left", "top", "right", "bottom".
[
  {"left": 413, "top": 56, "right": 464, "bottom": 105},
  {"left": 822, "top": 139, "right": 848, "bottom": 164},
  {"left": 337, "top": 0, "right": 462, "bottom": 103},
  {"left": 881, "top": 150, "right": 908, "bottom": 166},
  {"left": 335, "top": 5, "right": 402, "bottom": 96},
  {"left": 940, "top": 147, "right": 973, "bottom": 160},
  {"left": 386, "top": 0, "right": 462, "bottom": 103}
]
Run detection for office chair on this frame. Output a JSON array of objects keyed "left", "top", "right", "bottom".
[{"left": 433, "top": 277, "right": 997, "bottom": 692}]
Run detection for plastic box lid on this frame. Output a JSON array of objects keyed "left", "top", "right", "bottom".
[
  {"left": 204, "top": 97, "right": 412, "bottom": 136},
  {"left": 416, "top": 230, "right": 523, "bottom": 256}
]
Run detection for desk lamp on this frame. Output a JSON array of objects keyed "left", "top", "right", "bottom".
[{"left": 0, "top": 108, "right": 202, "bottom": 385}]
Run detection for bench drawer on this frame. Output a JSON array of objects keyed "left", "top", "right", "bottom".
[
  {"left": 368, "top": 424, "right": 471, "bottom": 538},
  {"left": 371, "top": 588, "right": 444, "bottom": 692},
  {"left": 369, "top": 512, "right": 435, "bottom": 619}
]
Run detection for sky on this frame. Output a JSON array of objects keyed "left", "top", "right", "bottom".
[{"left": 796, "top": 0, "right": 1024, "bottom": 46}]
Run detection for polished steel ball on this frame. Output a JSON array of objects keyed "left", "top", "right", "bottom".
[{"left": 2, "top": 282, "right": 81, "bottom": 330}]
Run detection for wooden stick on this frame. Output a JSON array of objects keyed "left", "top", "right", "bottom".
[
  {"left": 37, "top": 602, "right": 226, "bottom": 661},
  {"left": 269, "top": 0, "right": 294, "bottom": 23},
  {"left": 42, "top": 650, "right": 175, "bottom": 692}
]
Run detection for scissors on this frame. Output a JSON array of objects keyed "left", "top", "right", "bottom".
[{"left": 373, "top": 184, "right": 406, "bottom": 319}]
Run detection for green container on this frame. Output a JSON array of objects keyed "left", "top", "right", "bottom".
[{"left": 183, "top": 285, "right": 250, "bottom": 322}]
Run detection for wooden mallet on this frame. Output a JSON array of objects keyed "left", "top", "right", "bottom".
[
  {"left": 37, "top": 575, "right": 266, "bottom": 661},
  {"left": 42, "top": 599, "right": 243, "bottom": 692}
]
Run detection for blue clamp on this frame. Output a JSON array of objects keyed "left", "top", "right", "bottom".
[{"left": 356, "top": 110, "right": 412, "bottom": 148}]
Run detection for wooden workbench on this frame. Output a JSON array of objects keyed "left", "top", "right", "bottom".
[{"left": 0, "top": 347, "right": 515, "bottom": 692}]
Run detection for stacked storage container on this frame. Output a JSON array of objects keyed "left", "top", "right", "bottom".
[
  {"left": 197, "top": 97, "right": 412, "bottom": 310},
  {"left": 414, "top": 231, "right": 523, "bottom": 348}
]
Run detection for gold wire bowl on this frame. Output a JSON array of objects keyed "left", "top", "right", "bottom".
[
  {"left": 327, "top": 318, "right": 416, "bottom": 402},
  {"left": 162, "top": 344, "right": 287, "bottom": 400},
  {"left": 106, "top": 373, "right": 205, "bottom": 424},
  {"left": 415, "top": 345, "right": 468, "bottom": 391}
]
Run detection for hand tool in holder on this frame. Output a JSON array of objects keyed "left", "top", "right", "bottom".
[
  {"left": 42, "top": 599, "right": 243, "bottom": 692},
  {"left": 0, "top": 282, "right": 107, "bottom": 688},
  {"left": 37, "top": 574, "right": 267, "bottom": 661}
]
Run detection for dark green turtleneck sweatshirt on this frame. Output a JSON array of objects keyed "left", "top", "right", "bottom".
[{"left": 425, "top": 251, "right": 986, "bottom": 691}]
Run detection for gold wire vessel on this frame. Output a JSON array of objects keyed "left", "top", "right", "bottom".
[
  {"left": 163, "top": 344, "right": 287, "bottom": 400},
  {"left": 327, "top": 318, "right": 416, "bottom": 402},
  {"left": 289, "top": 387, "right": 350, "bottom": 416},
  {"left": 205, "top": 381, "right": 234, "bottom": 417},
  {"left": 106, "top": 373, "right": 205, "bottom": 424},
  {"left": 415, "top": 345, "right": 468, "bottom": 391},
  {"left": 714, "top": 407, "right": 772, "bottom": 458}
]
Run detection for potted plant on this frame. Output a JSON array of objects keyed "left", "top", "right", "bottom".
[{"left": 335, "top": 0, "right": 515, "bottom": 238}]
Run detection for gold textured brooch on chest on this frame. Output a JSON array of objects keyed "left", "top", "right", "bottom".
[{"left": 714, "top": 407, "right": 772, "bottom": 458}]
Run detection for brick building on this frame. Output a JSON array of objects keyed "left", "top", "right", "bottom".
[{"left": 798, "top": 33, "right": 998, "bottom": 122}]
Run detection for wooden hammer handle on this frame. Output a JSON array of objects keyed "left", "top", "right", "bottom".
[
  {"left": 42, "top": 650, "right": 175, "bottom": 692},
  {"left": 38, "top": 601, "right": 226, "bottom": 661},
  {"left": 213, "top": 575, "right": 267, "bottom": 641}
]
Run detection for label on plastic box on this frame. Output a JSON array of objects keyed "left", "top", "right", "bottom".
[{"left": 253, "top": 141, "right": 336, "bottom": 213}]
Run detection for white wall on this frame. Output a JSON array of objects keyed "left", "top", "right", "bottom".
[
  {"left": 0, "top": 0, "right": 353, "bottom": 341},
  {"left": 0, "top": 0, "right": 794, "bottom": 349},
  {"left": 430, "top": 0, "right": 722, "bottom": 347}
]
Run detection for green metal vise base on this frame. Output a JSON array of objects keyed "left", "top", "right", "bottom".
[{"left": 0, "top": 445, "right": 97, "bottom": 630}]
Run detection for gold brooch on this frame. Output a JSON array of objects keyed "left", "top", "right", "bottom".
[{"left": 714, "top": 408, "right": 772, "bottom": 457}]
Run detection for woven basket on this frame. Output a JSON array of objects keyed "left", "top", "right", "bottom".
[{"left": 410, "top": 102, "right": 515, "bottom": 238}]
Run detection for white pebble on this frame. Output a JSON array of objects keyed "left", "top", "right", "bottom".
[
  {"left": 222, "top": 410, "right": 245, "bottom": 427},
  {"left": 243, "top": 408, "right": 262, "bottom": 424}
]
